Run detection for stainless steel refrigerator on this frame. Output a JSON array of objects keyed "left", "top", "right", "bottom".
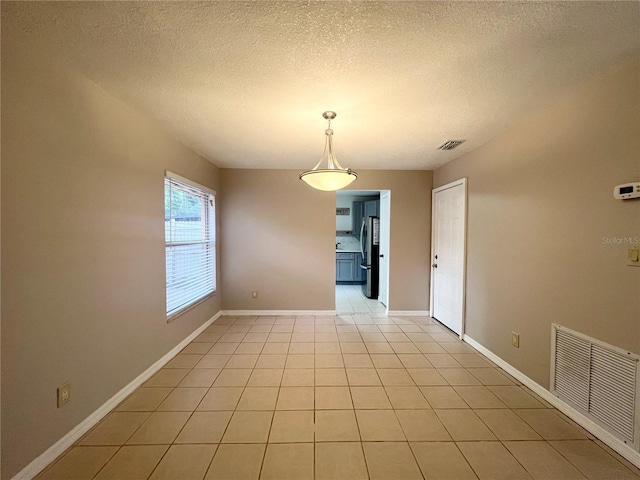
[{"left": 360, "top": 216, "right": 380, "bottom": 299}]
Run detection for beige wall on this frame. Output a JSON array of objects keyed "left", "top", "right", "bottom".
[
  {"left": 434, "top": 55, "right": 640, "bottom": 388},
  {"left": 1, "top": 31, "right": 221, "bottom": 478},
  {"left": 220, "top": 169, "right": 432, "bottom": 312}
]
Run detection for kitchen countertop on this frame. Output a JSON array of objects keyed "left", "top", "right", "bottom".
[{"left": 336, "top": 235, "right": 361, "bottom": 253}]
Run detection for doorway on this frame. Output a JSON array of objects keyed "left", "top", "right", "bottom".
[
  {"left": 430, "top": 178, "right": 467, "bottom": 337},
  {"left": 335, "top": 190, "right": 390, "bottom": 314}
]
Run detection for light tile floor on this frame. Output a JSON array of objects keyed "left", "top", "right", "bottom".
[
  {"left": 336, "top": 284, "right": 386, "bottom": 314},
  {"left": 37, "top": 315, "right": 640, "bottom": 480}
]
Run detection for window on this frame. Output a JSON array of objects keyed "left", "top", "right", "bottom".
[{"left": 164, "top": 172, "right": 216, "bottom": 319}]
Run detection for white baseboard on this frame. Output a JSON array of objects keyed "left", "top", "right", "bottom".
[
  {"left": 222, "top": 310, "right": 432, "bottom": 318},
  {"left": 221, "top": 310, "right": 337, "bottom": 316},
  {"left": 13, "top": 311, "right": 222, "bottom": 480},
  {"left": 463, "top": 334, "right": 640, "bottom": 470},
  {"left": 388, "top": 310, "right": 430, "bottom": 316}
]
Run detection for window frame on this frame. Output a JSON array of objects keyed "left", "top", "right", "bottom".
[{"left": 164, "top": 171, "right": 217, "bottom": 322}]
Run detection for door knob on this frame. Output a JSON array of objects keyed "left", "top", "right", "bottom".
[
  {"left": 379, "top": 254, "right": 384, "bottom": 258},
  {"left": 432, "top": 263, "right": 438, "bottom": 268}
]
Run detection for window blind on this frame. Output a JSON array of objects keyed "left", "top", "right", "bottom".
[{"left": 165, "top": 174, "right": 216, "bottom": 318}]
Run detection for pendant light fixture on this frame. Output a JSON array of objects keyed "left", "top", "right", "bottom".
[{"left": 299, "top": 111, "right": 357, "bottom": 191}]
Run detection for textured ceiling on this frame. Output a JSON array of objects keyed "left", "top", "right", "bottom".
[{"left": 4, "top": 1, "right": 640, "bottom": 170}]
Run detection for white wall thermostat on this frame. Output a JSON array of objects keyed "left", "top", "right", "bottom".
[{"left": 613, "top": 182, "right": 640, "bottom": 200}]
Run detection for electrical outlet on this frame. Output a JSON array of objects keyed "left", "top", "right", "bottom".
[
  {"left": 511, "top": 332, "right": 520, "bottom": 348},
  {"left": 251, "top": 290, "right": 258, "bottom": 299},
  {"left": 57, "top": 382, "right": 71, "bottom": 408}
]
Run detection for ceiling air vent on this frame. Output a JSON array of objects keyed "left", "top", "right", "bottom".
[{"left": 438, "top": 140, "right": 466, "bottom": 151}]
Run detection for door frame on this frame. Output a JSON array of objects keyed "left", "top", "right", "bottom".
[
  {"left": 378, "top": 190, "right": 391, "bottom": 312},
  {"left": 429, "top": 178, "right": 468, "bottom": 339}
]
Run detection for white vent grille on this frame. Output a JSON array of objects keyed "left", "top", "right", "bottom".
[
  {"left": 551, "top": 325, "right": 639, "bottom": 448},
  {"left": 438, "top": 140, "right": 466, "bottom": 150}
]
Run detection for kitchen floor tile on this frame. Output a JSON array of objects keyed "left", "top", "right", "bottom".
[
  {"left": 454, "top": 385, "right": 508, "bottom": 409},
  {"left": 126, "top": 412, "right": 190, "bottom": 444},
  {"left": 346, "top": 368, "right": 382, "bottom": 386},
  {"left": 549, "top": 440, "right": 639, "bottom": 479},
  {"left": 174, "top": 411, "right": 232, "bottom": 443},
  {"left": 246, "top": 368, "right": 283, "bottom": 386},
  {"left": 424, "top": 353, "right": 461, "bottom": 367},
  {"left": 276, "top": 386, "right": 315, "bottom": 410},
  {"left": 164, "top": 354, "right": 203, "bottom": 369},
  {"left": 315, "top": 354, "right": 344, "bottom": 368},
  {"left": 365, "top": 342, "right": 395, "bottom": 354},
  {"left": 196, "top": 354, "right": 231, "bottom": 368},
  {"left": 261, "top": 342, "right": 289, "bottom": 354},
  {"left": 437, "top": 368, "right": 481, "bottom": 385},
  {"left": 504, "top": 441, "right": 586, "bottom": 480},
  {"left": 260, "top": 443, "right": 314, "bottom": 480},
  {"left": 343, "top": 354, "right": 374, "bottom": 368},
  {"left": 488, "top": 385, "right": 546, "bottom": 408},
  {"left": 407, "top": 368, "right": 448, "bottom": 386},
  {"left": 315, "top": 342, "right": 341, "bottom": 353},
  {"left": 370, "top": 354, "right": 403, "bottom": 368},
  {"left": 197, "top": 387, "right": 243, "bottom": 410},
  {"left": 269, "top": 410, "right": 315, "bottom": 442},
  {"left": 37, "top": 447, "right": 118, "bottom": 480},
  {"left": 315, "top": 442, "right": 368, "bottom": 480},
  {"left": 384, "top": 386, "right": 430, "bottom": 409},
  {"left": 156, "top": 387, "right": 207, "bottom": 411},
  {"left": 457, "top": 441, "right": 532, "bottom": 480},
  {"left": 79, "top": 413, "right": 150, "bottom": 445},
  {"left": 205, "top": 444, "right": 265, "bottom": 480},
  {"left": 116, "top": 388, "right": 172, "bottom": 412},
  {"left": 362, "top": 442, "right": 423, "bottom": 480},
  {"left": 397, "top": 354, "right": 432, "bottom": 369},
  {"left": 356, "top": 410, "right": 405, "bottom": 441},
  {"left": 475, "top": 409, "right": 541, "bottom": 440},
  {"left": 93, "top": 445, "right": 168, "bottom": 480},
  {"left": 236, "top": 387, "right": 279, "bottom": 410},
  {"left": 515, "top": 408, "right": 589, "bottom": 439},
  {"left": 222, "top": 411, "right": 273, "bottom": 443},
  {"left": 376, "top": 368, "right": 415, "bottom": 386},
  {"left": 178, "top": 368, "right": 221, "bottom": 387},
  {"left": 148, "top": 444, "right": 217, "bottom": 480},
  {"left": 410, "top": 442, "right": 478, "bottom": 480},
  {"left": 420, "top": 386, "right": 468, "bottom": 409},
  {"left": 315, "top": 410, "right": 360, "bottom": 442},
  {"left": 212, "top": 368, "right": 252, "bottom": 387},
  {"left": 468, "top": 368, "right": 516, "bottom": 385},
  {"left": 350, "top": 386, "right": 392, "bottom": 409},
  {"left": 315, "top": 386, "right": 353, "bottom": 409},
  {"left": 395, "top": 409, "right": 451, "bottom": 441},
  {"left": 435, "top": 409, "right": 497, "bottom": 441},
  {"left": 144, "top": 369, "right": 189, "bottom": 387},
  {"left": 285, "top": 354, "right": 315, "bottom": 369},
  {"left": 225, "top": 354, "right": 258, "bottom": 369},
  {"left": 281, "top": 368, "right": 314, "bottom": 386},
  {"left": 288, "top": 342, "right": 315, "bottom": 354},
  {"left": 315, "top": 368, "right": 348, "bottom": 386}
]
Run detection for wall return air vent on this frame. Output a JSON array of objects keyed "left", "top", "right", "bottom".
[
  {"left": 438, "top": 140, "right": 466, "bottom": 150},
  {"left": 551, "top": 324, "right": 640, "bottom": 450}
]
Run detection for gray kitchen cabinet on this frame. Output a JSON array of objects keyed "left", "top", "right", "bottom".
[
  {"left": 352, "top": 201, "right": 364, "bottom": 239},
  {"left": 364, "top": 199, "right": 379, "bottom": 218},
  {"left": 336, "top": 254, "right": 355, "bottom": 282},
  {"left": 336, "top": 252, "right": 366, "bottom": 284}
]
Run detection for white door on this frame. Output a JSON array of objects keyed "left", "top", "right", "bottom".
[
  {"left": 431, "top": 179, "right": 467, "bottom": 336},
  {"left": 378, "top": 191, "right": 390, "bottom": 307}
]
